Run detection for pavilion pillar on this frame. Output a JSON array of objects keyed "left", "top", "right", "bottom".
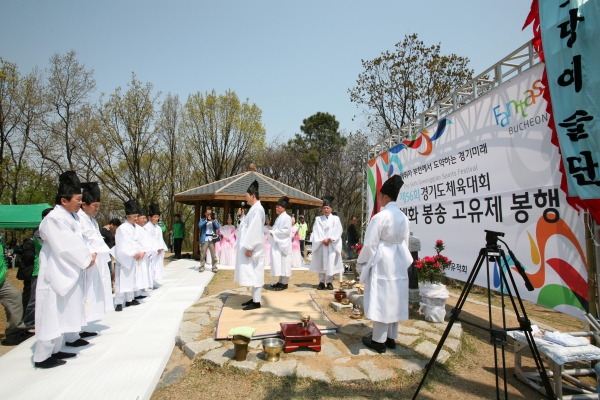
[
  {"left": 193, "top": 201, "right": 200, "bottom": 259},
  {"left": 224, "top": 200, "right": 230, "bottom": 224},
  {"left": 271, "top": 202, "right": 276, "bottom": 226}
]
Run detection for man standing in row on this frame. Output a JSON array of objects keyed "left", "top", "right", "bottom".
[
  {"left": 146, "top": 204, "right": 168, "bottom": 282},
  {"left": 235, "top": 180, "right": 265, "bottom": 310},
  {"left": 309, "top": 196, "right": 343, "bottom": 290},
  {"left": 113, "top": 200, "right": 144, "bottom": 312},
  {"left": 270, "top": 196, "right": 292, "bottom": 291},
  {"left": 34, "top": 171, "right": 94, "bottom": 368},
  {"left": 359, "top": 175, "right": 412, "bottom": 353}
]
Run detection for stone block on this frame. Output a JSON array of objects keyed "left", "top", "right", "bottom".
[
  {"left": 179, "top": 321, "right": 202, "bottom": 334},
  {"left": 349, "top": 294, "right": 364, "bottom": 313},
  {"left": 208, "top": 309, "right": 221, "bottom": 318},
  {"left": 259, "top": 359, "right": 297, "bottom": 377},
  {"left": 338, "top": 324, "right": 362, "bottom": 335},
  {"left": 414, "top": 341, "right": 451, "bottom": 364},
  {"left": 332, "top": 366, "right": 368, "bottom": 383},
  {"left": 398, "top": 326, "right": 421, "bottom": 335},
  {"left": 412, "top": 320, "right": 442, "bottom": 332},
  {"left": 356, "top": 326, "right": 373, "bottom": 337},
  {"left": 334, "top": 356, "right": 351, "bottom": 364},
  {"left": 396, "top": 334, "right": 418, "bottom": 347},
  {"left": 176, "top": 332, "right": 201, "bottom": 349},
  {"left": 408, "top": 288, "right": 421, "bottom": 304},
  {"left": 330, "top": 301, "right": 353, "bottom": 312},
  {"left": 230, "top": 355, "right": 259, "bottom": 372},
  {"left": 183, "top": 338, "right": 222, "bottom": 360},
  {"left": 248, "top": 340, "right": 262, "bottom": 349},
  {"left": 397, "top": 358, "right": 428, "bottom": 375},
  {"left": 201, "top": 347, "right": 234, "bottom": 367},
  {"left": 193, "top": 314, "right": 212, "bottom": 326},
  {"left": 448, "top": 323, "right": 463, "bottom": 339},
  {"left": 319, "top": 342, "right": 342, "bottom": 358},
  {"left": 185, "top": 306, "right": 208, "bottom": 313},
  {"left": 359, "top": 361, "right": 394, "bottom": 382},
  {"left": 296, "top": 363, "right": 331, "bottom": 384}
]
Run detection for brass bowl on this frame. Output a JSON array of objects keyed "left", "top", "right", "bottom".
[
  {"left": 262, "top": 338, "right": 285, "bottom": 362},
  {"left": 340, "top": 298, "right": 351, "bottom": 305}
]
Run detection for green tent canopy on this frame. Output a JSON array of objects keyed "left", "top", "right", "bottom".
[{"left": 0, "top": 203, "right": 53, "bottom": 228}]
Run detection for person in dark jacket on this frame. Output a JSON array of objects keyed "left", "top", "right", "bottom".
[{"left": 347, "top": 216, "right": 359, "bottom": 258}]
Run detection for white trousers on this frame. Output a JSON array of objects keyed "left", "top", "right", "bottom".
[
  {"left": 318, "top": 273, "right": 334, "bottom": 284},
  {"left": 278, "top": 276, "right": 289, "bottom": 285},
  {"left": 34, "top": 335, "right": 63, "bottom": 362},
  {"left": 64, "top": 332, "right": 81, "bottom": 342},
  {"left": 114, "top": 291, "right": 134, "bottom": 306},
  {"left": 251, "top": 287, "right": 262, "bottom": 303},
  {"left": 372, "top": 322, "right": 399, "bottom": 343}
]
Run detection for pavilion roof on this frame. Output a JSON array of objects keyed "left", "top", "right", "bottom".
[{"left": 174, "top": 165, "right": 322, "bottom": 208}]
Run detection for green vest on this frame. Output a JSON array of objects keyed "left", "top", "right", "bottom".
[
  {"left": 173, "top": 220, "right": 185, "bottom": 238},
  {"left": 33, "top": 236, "right": 43, "bottom": 277},
  {"left": 296, "top": 222, "right": 307, "bottom": 240},
  {"left": 0, "top": 241, "right": 6, "bottom": 286}
]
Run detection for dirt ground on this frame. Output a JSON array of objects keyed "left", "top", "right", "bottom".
[{"left": 152, "top": 270, "right": 594, "bottom": 400}]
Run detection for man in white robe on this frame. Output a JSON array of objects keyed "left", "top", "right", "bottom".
[
  {"left": 270, "top": 196, "right": 292, "bottom": 291},
  {"left": 34, "top": 171, "right": 94, "bottom": 368},
  {"left": 308, "top": 196, "right": 343, "bottom": 290},
  {"left": 234, "top": 180, "right": 266, "bottom": 310},
  {"left": 358, "top": 175, "right": 412, "bottom": 353},
  {"left": 77, "top": 182, "right": 112, "bottom": 333},
  {"left": 135, "top": 208, "right": 155, "bottom": 298},
  {"left": 145, "top": 203, "right": 168, "bottom": 282},
  {"left": 113, "top": 200, "right": 145, "bottom": 311}
]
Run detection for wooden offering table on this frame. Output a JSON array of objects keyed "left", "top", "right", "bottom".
[{"left": 280, "top": 322, "right": 323, "bottom": 353}]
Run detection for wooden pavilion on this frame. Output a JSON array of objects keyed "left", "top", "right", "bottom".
[{"left": 174, "top": 164, "right": 322, "bottom": 259}]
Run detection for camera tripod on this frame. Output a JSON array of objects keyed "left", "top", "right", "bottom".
[{"left": 412, "top": 230, "right": 556, "bottom": 400}]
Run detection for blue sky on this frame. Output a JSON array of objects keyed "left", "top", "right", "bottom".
[{"left": 1, "top": 1, "right": 533, "bottom": 142}]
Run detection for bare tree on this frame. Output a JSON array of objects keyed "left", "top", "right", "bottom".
[
  {"left": 44, "top": 50, "right": 96, "bottom": 171},
  {"left": 0, "top": 59, "right": 21, "bottom": 198},
  {"left": 349, "top": 34, "right": 472, "bottom": 141}
]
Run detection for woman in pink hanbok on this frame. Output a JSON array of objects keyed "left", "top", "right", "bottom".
[
  {"left": 219, "top": 216, "right": 237, "bottom": 266},
  {"left": 291, "top": 217, "right": 302, "bottom": 268}
]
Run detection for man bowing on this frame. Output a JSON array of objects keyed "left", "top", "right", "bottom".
[
  {"left": 309, "top": 196, "right": 343, "bottom": 290},
  {"left": 359, "top": 175, "right": 412, "bottom": 354},
  {"left": 234, "top": 180, "right": 266, "bottom": 310}
]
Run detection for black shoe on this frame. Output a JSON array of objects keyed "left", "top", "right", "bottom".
[
  {"left": 362, "top": 337, "right": 386, "bottom": 354},
  {"left": 115, "top": 305, "right": 123, "bottom": 312},
  {"left": 52, "top": 351, "right": 77, "bottom": 359},
  {"left": 326, "top": 283, "right": 334, "bottom": 290},
  {"left": 134, "top": 295, "right": 147, "bottom": 300},
  {"left": 65, "top": 339, "right": 89, "bottom": 347},
  {"left": 242, "top": 302, "right": 261, "bottom": 311},
  {"left": 79, "top": 331, "right": 97, "bottom": 338},
  {"left": 35, "top": 357, "right": 66, "bottom": 369},
  {"left": 274, "top": 284, "right": 288, "bottom": 291},
  {"left": 317, "top": 282, "right": 326, "bottom": 290},
  {"left": 271, "top": 282, "right": 281, "bottom": 289},
  {"left": 0, "top": 330, "right": 34, "bottom": 346},
  {"left": 385, "top": 338, "right": 396, "bottom": 349},
  {"left": 125, "top": 301, "right": 140, "bottom": 307},
  {"left": 241, "top": 298, "right": 254, "bottom": 306}
]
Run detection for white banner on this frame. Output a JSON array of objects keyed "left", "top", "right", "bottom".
[{"left": 366, "top": 63, "right": 589, "bottom": 319}]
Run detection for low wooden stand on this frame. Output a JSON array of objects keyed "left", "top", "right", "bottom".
[{"left": 280, "top": 322, "right": 322, "bottom": 353}]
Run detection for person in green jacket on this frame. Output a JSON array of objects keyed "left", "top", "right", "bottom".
[
  {"left": 173, "top": 214, "right": 186, "bottom": 259},
  {"left": 0, "top": 236, "right": 34, "bottom": 346},
  {"left": 22, "top": 207, "right": 53, "bottom": 329}
]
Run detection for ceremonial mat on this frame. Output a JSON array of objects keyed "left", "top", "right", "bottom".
[{"left": 215, "top": 291, "right": 339, "bottom": 339}]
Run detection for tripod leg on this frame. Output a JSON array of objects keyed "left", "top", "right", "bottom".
[{"left": 412, "top": 251, "right": 486, "bottom": 400}]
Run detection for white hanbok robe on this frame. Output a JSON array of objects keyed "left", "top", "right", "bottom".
[
  {"left": 136, "top": 223, "right": 156, "bottom": 290},
  {"left": 270, "top": 212, "right": 292, "bottom": 278},
  {"left": 145, "top": 222, "right": 168, "bottom": 281},
  {"left": 77, "top": 209, "right": 113, "bottom": 321},
  {"left": 114, "top": 222, "right": 143, "bottom": 294},
  {"left": 234, "top": 201, "right": 266, "bottom": 287},
  {"left": 308, "top": 215, "right": 344, "bottom": 276},
  {"left": 35, "top": 205, "right": 92, "bottom": 341},
  {"left": 358, "top": 202, "right": 413, "bottom": 323}
]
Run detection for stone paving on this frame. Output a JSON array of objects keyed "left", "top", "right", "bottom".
[{"left": 165, "top": 286, "right": 464, "bottom": 385}]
